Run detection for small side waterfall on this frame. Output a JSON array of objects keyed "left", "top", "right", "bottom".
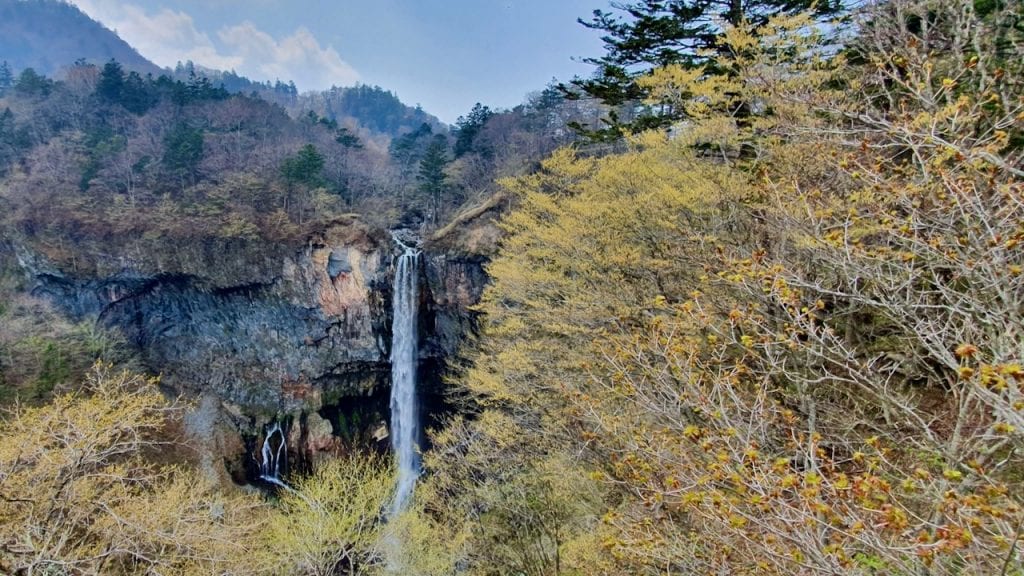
[
  {"left": 389, "top": 243, "right": 421, "bottom": 515},
  {"left": 259, "top": 421, "right": 290, "bottom": 489}
]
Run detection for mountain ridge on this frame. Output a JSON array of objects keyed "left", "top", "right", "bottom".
[
  {"left": 0, "top": 0, "right": 443, "bottom": 138},
  {"left": 0, "top": 0, "right": 161, "bottom": 76}
]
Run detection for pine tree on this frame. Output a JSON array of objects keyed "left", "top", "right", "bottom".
[
  {"left": 565, "top": 0, "right": 845, "bottom": 139},
  {"left": 120, "top": 71, "right": 156, "bottom": 114},
  {"left": 97, "top": 59, "right": 125, "bottom": 103},
  {"left": 281, "top": 144, "right": 326, "bottom": 188},
  {"left": 162, "top": 122, "right": 204, "bottom": 187},
  {"left": 335, "top": 127, "right": 363, "bottom": 149},
  {"left": 417, "top": 135, "right": 449, "bottom": 223},
  {"left": 390, "top": 123, "right": 434, "bottom": 169},
  {"left": 0, "top": 107, "right": 22, "bottom": 176},
  {"left": 13, "top": 68, "right": 52, "bottom": 98},
  {"left": 0, "top": 61, "right": 13, "bottom": 96},
  {"left": 453, "top": 102, "right": 494, "bottom": 158}
]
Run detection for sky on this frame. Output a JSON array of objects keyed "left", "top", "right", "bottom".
[{"left": 69, "top": 0, "right": 609, "bottom": 123}]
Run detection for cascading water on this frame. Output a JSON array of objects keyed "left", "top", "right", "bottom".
[
  {"left": 389, "top": 242, "right": 421, "bottom": 515},
  {"left": 259, "top": 421, "right": 290, "bottom": 489}
]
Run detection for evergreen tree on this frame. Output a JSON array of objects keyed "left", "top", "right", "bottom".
[
  {"left": 335, "top": 127, "right": 363, "bottom": 149},
  {"left": 162, "top": 122, "right": 204, "bottom": 186},
  {"left": 389, "top": 123, "right": 433, "bottom": 169},
  {"left": 185, "top": 70, "right": 226, "bottom": 102},
  {"left": 95, "top": 61, "right": 156, "bottom": 114},
  {"left": 0, "top": 61, "right": 13, "bottom": 96},
  {"left": 97, "top": 59, "right": 125, "bottom": 103},
  {"left": 527, "top": 83, "right": 566, "bottom": 114},
  {"left": 0, "top": 107, "right": 24, "bottom": 174},
  {"left": 0, "top": 108, "right": 15, "bottom": 139},
  {"left": 13, "top": 68, "right": 52, "bottom": 98},
  {"left": 120, "top": 71, "right": 156, "bottom": 114},
  {"left": 280, "top": 144, "right": 326, "bottom": 188},
  {"left": 453, "top": 102, "right": 494, "bottom": 158},
  {"left": 565, "top": 0, "right": 845, "bottom": 139},
  {"left": 417, "top": 135, "right": 449, "bottom": 223}
]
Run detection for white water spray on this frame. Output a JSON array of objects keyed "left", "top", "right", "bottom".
[
  {"left": 259, "top": 421, "right": 288, "bottom": 486},
  {"left": 389, "top": 242, "right": 421, "bottom": 515}
]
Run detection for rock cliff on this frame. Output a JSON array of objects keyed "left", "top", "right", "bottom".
[{"left": 8, "top": 210, "right": 495, "bottom": 481}]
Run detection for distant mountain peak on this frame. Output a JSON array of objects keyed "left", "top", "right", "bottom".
[
  {"left": 0, "top": 0, "right": 444, "bottom": 139},
  {"left": 0, "top": 0, "right": 160, "bottom": 77}
]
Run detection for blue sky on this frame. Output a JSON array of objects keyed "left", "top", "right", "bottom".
[{"left": 70, "top": 0, "right": 609, "bottom": 123}]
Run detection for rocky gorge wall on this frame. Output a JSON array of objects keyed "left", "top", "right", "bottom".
[{"left": 9, "top": 215, "right": 494, "bottom": 483}]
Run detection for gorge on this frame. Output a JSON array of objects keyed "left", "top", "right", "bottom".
[
  {"left": 7, "top": 209, "right": 497, "bottom": 486},
  {"left": 3, "top": 0, "right": 1023, "bottom": 573}
]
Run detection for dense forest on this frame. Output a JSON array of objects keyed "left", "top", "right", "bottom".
[
  {"left": 2, "top": 0, "right": 1024, "bottom": 574},
  {"left": 0, "top": 56, "right": 597, "bottom": 265}
]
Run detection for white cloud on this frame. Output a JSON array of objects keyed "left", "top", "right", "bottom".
[
  {"left": 70, "top": 0, "right": 358, "bottom": 90},
  {"left": 218, "top": 23, "right": 359, "bottom": 88}
]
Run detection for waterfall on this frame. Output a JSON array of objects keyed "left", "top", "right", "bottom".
[
  {"left": 389, "top": 243, "right": 421, "bottom": 515},
  {"left": 259, "top": 421, "right": 288, "bottom": 487}
]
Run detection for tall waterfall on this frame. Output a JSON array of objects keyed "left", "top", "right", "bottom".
[{"left": 389, "top": 244, "right": 421, "bottom": 515}]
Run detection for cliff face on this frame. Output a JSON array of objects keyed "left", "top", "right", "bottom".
[
  {"left": 18, "top": 225, "right": 389, "bottom": 412},
  {"left": 10, "top": 217, "right": 490, "bottom": 479},
  {"left": 422, "top": 252, "right": 489, "bottom": 358}
]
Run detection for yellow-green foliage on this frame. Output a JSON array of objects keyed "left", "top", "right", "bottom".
[
  {"left": 423, "top": 2, "right": 1024, "bottom": 575},
  {"left": 421, "top": 103, "right": 760, "bottom": 575},
  {"left": 379, "top": 502, "right": 469, "bottom": 576},
  {"left": 0, "top": 364, "right": 264, "bottom": 575},
  {"left": 257, "top": 455, "right": 394, "bottom": 576},
  {"left": 3, "top": 2, "right": 1024, "bottom": 574},
  {"left": 471, "top": 139, "right": 751, "bottom": 404},
  {"left": 0, "top": 364, "right": 403, "bottom": 576}
]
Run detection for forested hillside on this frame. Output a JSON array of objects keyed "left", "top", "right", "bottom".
[
  {"left": 0, "top": 61, "right": 595, "bottom": 261},
  {"left": 414, "top": 0, "right": 1024, "bottom": 574},
  {"left": 0, "top": 50, "right": 597, "bottom": 404},
  {"left": 298, "top": 84, "right": 444, "bottom": 138},
  {"left": 2, "top": 0, "right": 1023, "bottom": 574},
  {"left": 0, "top": 60, "right": 385, "bottom": 264}
]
